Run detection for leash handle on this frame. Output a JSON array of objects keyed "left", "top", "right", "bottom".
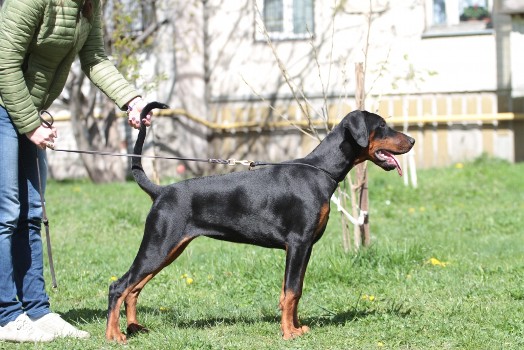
[
  {"left": 39, "top": 110, "right": 54, "bottom": 128},
  {"left": 36, "top": 156, "right": 58, "bottom": 289}
]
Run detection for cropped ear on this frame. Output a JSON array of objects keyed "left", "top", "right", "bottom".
[{"left": 345, "top": 110, "right": 369, "bottom": 147}]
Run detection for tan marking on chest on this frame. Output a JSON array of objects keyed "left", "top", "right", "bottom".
[{"left": 314, "top": 202, "right": 330, "bottom": 237}]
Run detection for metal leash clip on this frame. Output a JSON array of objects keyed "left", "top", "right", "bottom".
[{"left": 227, "top": 159, "right": 254, "bottom": 167}]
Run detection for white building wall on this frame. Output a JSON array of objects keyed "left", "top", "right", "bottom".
[{"left": 198, "top": 0, "right": 498, "bottom": 110}]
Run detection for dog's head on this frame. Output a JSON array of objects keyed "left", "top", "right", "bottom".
[{"left": 342, "top": 110, "right": 415, "bottom": 176}]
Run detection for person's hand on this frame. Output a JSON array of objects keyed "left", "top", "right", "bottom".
[
  {"left": 127, "top": 97, "right": 152, "bottom": 129},
  {"left": 26, "top": 123, "right": 58, "bottom": 150}
]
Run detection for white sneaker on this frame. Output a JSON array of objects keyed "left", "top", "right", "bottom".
[
  {"left": 0, "top": 313, "right": 55, "bottom": 343},
  {"left": 30, "top": 313, "right": 90, "bottom": 339}
]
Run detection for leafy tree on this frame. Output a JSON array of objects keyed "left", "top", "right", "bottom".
[{"left": 61, "top": 0, "right": 164, "bottom": 182}]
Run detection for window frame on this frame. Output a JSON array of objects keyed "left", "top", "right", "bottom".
[
  {"left": 254, "top": 0, "right": 315, "bottom": 41},
  {"left": 423, "top": 0, "right": 494, "bottom": 38}
]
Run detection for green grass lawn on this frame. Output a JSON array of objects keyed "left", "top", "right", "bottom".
[{"left": 4, "top": 157, "right": 523, "bottom": 349}]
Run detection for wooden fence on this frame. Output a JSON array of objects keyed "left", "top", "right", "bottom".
[{"left": 46, "top": 93, "right": 524, "bottom": 180}]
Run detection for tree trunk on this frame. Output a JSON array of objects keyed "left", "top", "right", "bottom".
[
  {"left": 68, "top": 63, "right": 126, "bottom": 183},
  {"left": 354, "top": 62, "right": 370, "bottom": 247}
]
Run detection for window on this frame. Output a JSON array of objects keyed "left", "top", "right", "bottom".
[
  {"left": 433, "top": 0, "right": 447, "bottom": 25},
  {"left": 458, "top": 0, "right": 491, "bottom": 22},
  {"left": 425, "top": 0, "right": 493, "bottom": 35},
  {"left": 263, "top": 0, "right": 284, "bottom": 32},
  {"left": 255, "top": 0, "right": 314, "bottom": 41}
]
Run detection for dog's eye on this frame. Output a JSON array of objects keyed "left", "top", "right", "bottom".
[{"left": 380, "top": 121, "right": 386, "bottom": 128}]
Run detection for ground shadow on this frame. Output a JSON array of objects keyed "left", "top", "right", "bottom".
[{"left": 61, "top": 304, "right": 410, "bottom": 331}]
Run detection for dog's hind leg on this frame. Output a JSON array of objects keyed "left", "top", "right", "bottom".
[
  {"left": 124, "top": 274, "right": 154, "bottom": 335},
  {"left": 280, "top": 244, "right": 313, "bottom": 339},
  {"left": 106, "top": 231, "right": 193, "bottom": 344},
  {"left": 125, "top": 237, "right": 192, "bottom": 335},
  {"left": 106, "top": 270, "right": 133, "bottom": 343}
]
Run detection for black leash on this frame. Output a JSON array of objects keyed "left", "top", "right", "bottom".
[
  {"left": 49, "top": 148, "right": 338, "bottom": 182},
  {"left": 43, "top": 109, "right": 337, "bottom": 181},
  {"left": 52, "top": 148, "right": 256, "bottom": 167},
  {"left": 249, "top": 161, "right": 338, "bottom": 182},
  {"left": 38, "top": 111, "right": 58, "bottom": 288},
  {"left": 36, "top": 156, "right": 58, "bottom": 288},
  {"left": 36, "top": 108, "right": 333, "bottom": 290}
]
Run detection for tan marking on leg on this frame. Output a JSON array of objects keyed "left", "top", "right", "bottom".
[
  {"left": 106, "top": 285, "right": 135, "bottom": 344},
  {"left": 109, "top": 243, "right": 183, "bottom": 343},
  {"left": 118, "top": 237, "right": 193, "bottom": 338},
  {"left": 125, "top": 274, "right": 154, "bottom": 334},
  {"left": 280, "top": 291, "right": 309, "bottom": 340}
]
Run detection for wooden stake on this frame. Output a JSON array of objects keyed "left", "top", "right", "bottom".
[
  {"left": 354, "top": 62, "right": 370, "bottom": 247},
  {"left": 339, "top": 184, "right": 351, "bottom": 253}
]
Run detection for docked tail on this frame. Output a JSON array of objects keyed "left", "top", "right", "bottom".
[{"left": 132, "top": 101, "right": 170, "bottom": 199}]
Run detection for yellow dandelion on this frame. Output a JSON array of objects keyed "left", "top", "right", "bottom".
[
  {"left": 419, "top": 206, "right": 426, "bottom": 212},
  {"left": 377, "top": 341, "right": 385, "bottom": 347},
  {"left": 455, "top": 163, "right": 464, "bottom": 169},
  {"left": 361, "top": 294, "right": 376, "bottom": 301},
  {"left": 159, "top": 306, "right": 168, "bottom": 312},
  {"left": 186, "top": 278, "right": 194, "bottom": 285},
  {"left": 181, "top": 273, "right": 188, "bottom": 279},
  {"left": 427, "top": 257, "right": 448, "bottom": 267},
  {"left": 406, "top": 274, "right": 412, "bottom": 279},
  {"left": 110, "top": 276, "right": 118, "bottom": 281},
  {"left": 408, "top": 207, "right": 416, "bottom": 214}
]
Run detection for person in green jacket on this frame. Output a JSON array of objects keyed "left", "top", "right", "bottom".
[{"left": 0, "top": 0, "right": 153, "bottom": 343}]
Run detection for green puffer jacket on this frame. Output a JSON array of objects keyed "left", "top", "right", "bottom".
[{"left": 0, "top": 0, "right": 140, "bottom": 134}]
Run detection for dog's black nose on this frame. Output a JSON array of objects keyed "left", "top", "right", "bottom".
[{"left": 408, "top": 136, "right": 415, "bottom": 145}]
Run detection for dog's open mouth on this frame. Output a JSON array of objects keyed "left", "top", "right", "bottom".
[{"left": 375, "top": 150, "right": 402, "bottom": 176}]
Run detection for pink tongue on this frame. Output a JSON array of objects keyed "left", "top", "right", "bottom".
[{"left": 382, "top": 151, "right": 402, "bottom": 176}]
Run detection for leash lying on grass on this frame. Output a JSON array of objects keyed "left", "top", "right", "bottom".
[
  {"left": 36, "top": 156, "right": 58, "bottom": 289},
  {"left": 38, "top": 111, "right": 58, "bottom": 288}
]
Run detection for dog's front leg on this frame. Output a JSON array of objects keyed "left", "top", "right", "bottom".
[{"left": 280, "top": 244, "right": 312, "bottom": 339}]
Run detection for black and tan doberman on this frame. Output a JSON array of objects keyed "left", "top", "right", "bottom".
[{"left": 105, "top": 102, "right": 415, "bottom": 343}]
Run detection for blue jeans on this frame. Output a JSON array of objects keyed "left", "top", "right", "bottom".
[{"left": 0, "top": 106, "right": 50, "bottom": 326}]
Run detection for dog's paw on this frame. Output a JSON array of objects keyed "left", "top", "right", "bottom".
[
  {"left": 127, "top": 323, "right": 149, "bottom": 335},
  {"left": 106, "top": 329, "right": 127, "bottom": 344},
  {"left": 281, "top": 325, "right": 310, "bottom": 340}
]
